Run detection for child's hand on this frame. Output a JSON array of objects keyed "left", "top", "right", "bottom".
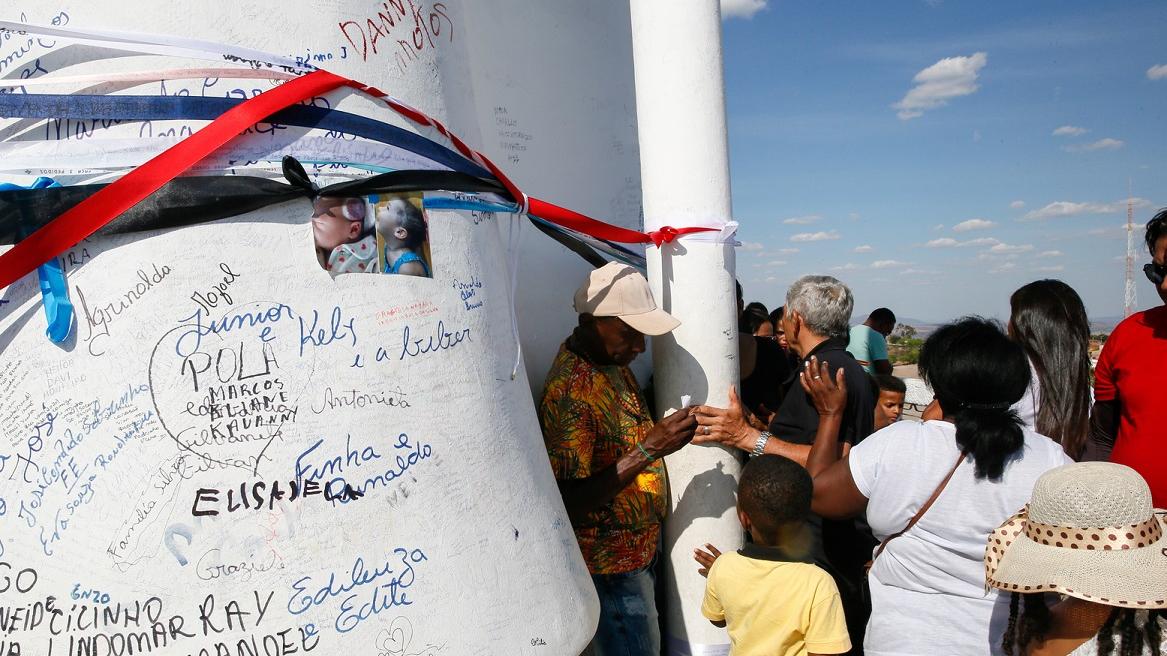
[{"left": 693, "top": 543, "right": 722, "bottom": 577}]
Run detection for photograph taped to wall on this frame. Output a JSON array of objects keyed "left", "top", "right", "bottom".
[
  {"left": 311, "top": 196, "right": 378, "bottom": 275},
  {"left": 374, "top": 194, "right": 432, "bottom": 278}
]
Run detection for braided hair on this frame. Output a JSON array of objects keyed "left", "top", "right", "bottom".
[
  {"left": 1096, "top": 609, "right": 1163, "bottom": 656},
  {"left": 1003, "top": 592, "right": 1165, "bottom": 656},
  {"left": 1002, "top": 592, "right": 1051, "bottom": 655}
]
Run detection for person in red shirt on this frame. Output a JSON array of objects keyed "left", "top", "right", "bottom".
[{"left": 1092, "top": 207, "right": 1167, "bottom": 507}]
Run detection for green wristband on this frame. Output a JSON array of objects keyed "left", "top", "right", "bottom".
[{"left": 636, "top": 442, "right": 656, "bottom": 461}]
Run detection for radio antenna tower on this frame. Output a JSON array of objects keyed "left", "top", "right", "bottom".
[{"left": 1124, "top": 179, "right": 1137, "bottom": 318}]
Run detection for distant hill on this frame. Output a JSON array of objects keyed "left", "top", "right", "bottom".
[
  {"left": 853, "top": 314, "right": 1128, "bottom": 337},
  {"left": 1090, "top": 316, "right": 1124, "bottom": 334},
  {"left": 852, "top": 315, "right": 941, "bottom": 338}
]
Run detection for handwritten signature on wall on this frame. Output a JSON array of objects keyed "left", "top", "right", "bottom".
[
  {"left": 287, "top": 547, "right": 428, "bottom": 634},
  {"left": 338, "top": 0, "right": 453, "bottom": 73}
]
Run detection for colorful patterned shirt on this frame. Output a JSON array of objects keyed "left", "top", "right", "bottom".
[{"left": 538, "top": 342, "right": 666, "bottom": 574}]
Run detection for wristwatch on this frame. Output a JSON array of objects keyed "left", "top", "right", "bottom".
[{"left": 751, "top": 431, "right": 771, "bottom": 457}]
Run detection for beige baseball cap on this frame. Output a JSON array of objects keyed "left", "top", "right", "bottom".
[{"left": 573, "top": 262, "right": 680, "bottom": 336}]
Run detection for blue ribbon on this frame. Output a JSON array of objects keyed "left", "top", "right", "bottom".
[
  {"left": 422, "top": 197, "right": 518, "bottom": 214},
  {"left": 0, "top": 93, "right": 493, "bottom": 178},
  {"left": 0, "top": 177, "right": 72, "bottom": 342}
]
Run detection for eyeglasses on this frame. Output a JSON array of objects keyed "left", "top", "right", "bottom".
[{"left": 1145, "top": 262, "right": 1167, "bottom": 286}]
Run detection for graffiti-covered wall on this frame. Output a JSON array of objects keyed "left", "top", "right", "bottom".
[{"left": 0, "top": 1, "right": 646, "bottom": 654}]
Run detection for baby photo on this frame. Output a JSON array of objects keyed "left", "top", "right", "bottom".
[
  {"left": 374, "top": 193, "right": 432, "bottom": 278},
  {"left": 311, "top": 195, "right": 378, "bottom": 275}
]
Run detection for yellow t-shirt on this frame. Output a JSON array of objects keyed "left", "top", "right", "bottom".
[{"left": 701, "top": 547, "right": 851, "bottom": 656}]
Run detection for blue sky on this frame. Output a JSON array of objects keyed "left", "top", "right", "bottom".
[{"left": 720, "top": 0, "right": 1167, "bottom": 325}]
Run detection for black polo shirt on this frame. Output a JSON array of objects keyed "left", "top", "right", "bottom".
[
  {"left": 767, "top": 336, "right": 875, "bottom": 446},
  {"left": 764, "top": 336, "right": 877, "bottom": 606}
]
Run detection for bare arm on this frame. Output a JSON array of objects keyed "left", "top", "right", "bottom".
[
  {"left": 558, "top": 408, "right": 697, "bottom": 524},
  {"left": 801, "top": 358, "right": 869, "bottom": 519},
  {"left": 761, "top": 438, "right": 811, "bottom": 466},
  {"left": 691, "top": 386, "right": 841, "bottom": 466},
  {"left": 759, "top": 436, "right": 850, "bottom": 467},
  {"left": 558, "top": 450, "right": 654, "bottom": 524},
  {"left": 1087, "top": 400, "right": 1118, "bottom": 462},
  {"left": 1023, "top": 597, "right": 1112, "bottom": 656}
]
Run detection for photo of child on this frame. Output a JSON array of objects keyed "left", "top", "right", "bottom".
[
  {"left": 311, "top": 196, "right": 378, "bottom": 275},
  {"left": 374, "top": 194, "right": 431, "bottom": 278}
]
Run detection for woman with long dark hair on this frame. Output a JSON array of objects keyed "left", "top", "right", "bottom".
[
  {"left": 987, "top": 462, "right": 1166, "bottom": 655},
  {"left": 1008, "top": 280, "right": 1093, "bottom": 459},
  {"left": 800, "top": 317, "right": 1072, "bottom": 655}
]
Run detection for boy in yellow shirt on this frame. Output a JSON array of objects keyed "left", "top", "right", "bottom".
[{"left": 695, "top": 454, "right": 851, "bottom": 656}]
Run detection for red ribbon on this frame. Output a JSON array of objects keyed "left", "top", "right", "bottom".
[
  {"left": 0, "top": 70, "right": 720, "bottom": 290},
  {"left": 0, "top": 70, "right": 348, "bottom": 291}
]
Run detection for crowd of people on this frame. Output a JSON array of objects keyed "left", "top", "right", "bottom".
[{"left": 536, "top": 208, "right": 1167, "bottom": 656}]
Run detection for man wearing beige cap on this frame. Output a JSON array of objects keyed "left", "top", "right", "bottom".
[{"left": 539, "top": 262, "right": 698, "bottom": 656}]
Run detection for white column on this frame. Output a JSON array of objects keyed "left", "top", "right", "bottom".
[{"left": 629, "top": 2, "right": 742, "bottom": 654}]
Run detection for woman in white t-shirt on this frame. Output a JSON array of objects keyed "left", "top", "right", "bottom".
[{"left": 801, "top": 317, "right": 1073, "bottom": 656}]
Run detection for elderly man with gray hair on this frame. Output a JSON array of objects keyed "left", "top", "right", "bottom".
[
  {"left": 693, "top": 275, "right": 875, "bottom": 654},
  {"left": 693, "top": 275, "right": 874, "bottom": 459}
]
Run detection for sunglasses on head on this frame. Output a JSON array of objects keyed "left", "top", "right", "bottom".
[{"left": 1145, "top": 262, "right": 1167, "bottom": 286}]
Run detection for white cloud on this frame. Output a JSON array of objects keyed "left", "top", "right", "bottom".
[
  {"left": 990, "top": 242, "right": 1034, "bottom": 254},
  {"left": 739, "top": 241, "right": 765, "bottom": 251},
  {"left": 783, "top": 214, "right": 822, "bottom": 225},
  {"left": 720, "top": 0, "right": 767, "bottom": 19},
  {"left": 853, "top": 245, "right": 874, "bottom": 253},
  {"left": 1052, "top": 125, "right": 1087, "bottom": 137},
  {"left": 1035, "top": 265, "right": 1065, "bottom": 272},
  {"left": 990, "top": 262, "right": 1017, "bottom": 274},
  {"left": 893, "top": 52, "right": 988, "bottom": 120},
  {"left": 1088, "top": 224, "right": 1128, "bottom": 237},
  {"left": 1063, "top": 138, "right": 1124, "bottom": 153},
  {"left": 764, "top": 276, "right": 779, "bottom": 283},
  {"left": 1023, "top": 197, "right": 1151, "bottom": 221},
  {"left": 1148, "top": 64, "right": 1167, "bottom": 80},
  {"left": 964, "top": 237, "right": 1000, "bottom": 246},
  {"left": 871, "top": 260, "right": 909, "bottom": 269},
  {"left": 1036, "top": 250, "right": 1062, "bottom": 258},
  {"left": 1010, "top": 200, "right": 1026, "bottom": 209},
  {"left": 765, "top": 259, "right": 787, "bottom": 267},
  {"left": 831, "top": 263, "right": 861, "bottom": 272},
  {"left": 925, "top": 236, "right": 999, "bottom": 248},
  {"left": 777, "top": 248, "right": 800, "bottom": 255},
  {"left": 790, "top": 230, "right": 840, "bottom": 242},
  {"left": 933, "top": 223, "right": 945, "bottom": 230},
  {"left": 952, "top": 218, "right": 996, "bottom": 232}
]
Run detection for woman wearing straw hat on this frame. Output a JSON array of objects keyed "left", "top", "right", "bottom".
[
  {"left": 799, "top": 317, "right": 1073, "bottom": 655},
  {"left": 986, "top": 462, "right": 1167, "bottom": 655}
]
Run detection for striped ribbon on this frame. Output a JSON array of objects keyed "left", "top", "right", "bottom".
[{"left": 0, "top": 21, "right": 719, "bottom": 290}]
